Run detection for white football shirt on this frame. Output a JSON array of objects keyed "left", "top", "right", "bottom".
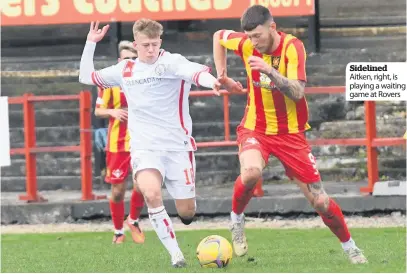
[{"left": 91, "top": 50, "right": 210, "bottom": 151}]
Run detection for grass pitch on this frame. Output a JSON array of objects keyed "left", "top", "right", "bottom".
[{"left": 1, "top": 227, "right": 405, "bottom": 273}]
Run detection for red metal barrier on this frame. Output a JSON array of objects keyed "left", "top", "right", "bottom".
[
  {"left": 8, "top": 86, "right": 404, "bottom": 201},
  {"left": 190, "top": 86, "right": 405, "bottom": 194},
  {"left": 8, "top": 91, "right": 106, "bottom": 202}
]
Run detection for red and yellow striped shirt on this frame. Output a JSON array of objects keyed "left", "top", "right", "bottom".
[
  {"left": 96, "top": 87, "right": 130, "bottom": 152},
  {"left": 220, "top": 31, "right": 311, "bottom": 135}
]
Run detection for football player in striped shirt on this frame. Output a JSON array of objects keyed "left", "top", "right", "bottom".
[
  {"left": 95, "top": 41, "right": 145, "bottom": 244},
  {"left": 213, "top": 5, "right": 367, "bottom": 264}
]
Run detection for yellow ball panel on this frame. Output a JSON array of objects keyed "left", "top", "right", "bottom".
[{"left": 196, "top": 235, "right": 233, "bottom": 268}]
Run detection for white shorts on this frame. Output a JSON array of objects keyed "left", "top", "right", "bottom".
[{"left": 131, "top": 150, "right": 196, "bottom": 200}]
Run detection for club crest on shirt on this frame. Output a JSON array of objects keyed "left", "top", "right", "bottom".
[
  {"left": 155, "top": 64, "right": 168, "bottom": 76},
  {"left": 272, "top": 56, "right": 281, "bottom": 69}
]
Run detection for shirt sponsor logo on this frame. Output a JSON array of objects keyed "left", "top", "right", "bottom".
[{"left": 125, "top": 77, "right": 163, "bottom": 86}]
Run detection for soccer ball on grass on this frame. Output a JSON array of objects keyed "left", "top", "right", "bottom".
[{"left": 196, "top": 235, "right": 233, "bottom": 268}]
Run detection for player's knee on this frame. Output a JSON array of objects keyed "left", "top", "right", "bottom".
[
  {"left": 111, "top": 184, "right": 126, "bottom": 202},
  {"left": 241, "top": 167, "right": 262, "bottom": 187},
  {"left": 312, "top": 194, "right": 330, "bottom": 213},
  {"left": 143, "top": 189, "right": 162, "bottom": 207}
]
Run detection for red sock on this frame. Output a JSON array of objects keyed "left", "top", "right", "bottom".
[
  {"left": 318, "top": 199, "right": 351, "bottom": 242},
  {"left": 129, "top": 189, "right": 144, "bottom": 221},
  {"left": 232, "top": 176, "right": 256, "bottom": 214},
  {"left": 109, "top": 199, "right": 124, "bottom": 231}
]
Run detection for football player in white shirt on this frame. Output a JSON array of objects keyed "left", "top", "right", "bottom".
[{"left": 79, "top": 19, "right": 223, "bottom": 267}]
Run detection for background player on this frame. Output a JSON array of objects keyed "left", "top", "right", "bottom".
[
  {"left": 95, "top": 41, "right": 145, "bottom": 244},
  {"left": 213, "top": 5, "right": 367, "bottom": 264},
  {"left": 79, "top": 19, "right": 223, "bottom": 267}
]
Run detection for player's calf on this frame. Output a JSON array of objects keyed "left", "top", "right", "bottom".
[
  {"left": 296, "top": 180, "right": 367, "bottom": 264},
  {"left": 230, "top": 169, "right": 261, "bottom": 257},
  {"left": 232, "top": 166, "right": 262, "bottom": 216},
  {"left": 298, "top": 181, "right": 351, "bottom": 241},
  {"left": 129, "top": 185, "right": 145, "bottom": 222},
  {"left": 306, "top": 182, "right": 330, "bottom": 212},
  {"left": 175, "top": 198, "right": 196, "bottom": 226},
  {"left": 127, "top": 183, "right": 146, "bottom": 244},
  {"left": 111, "top": 183, "right": 126, "bottom": 203},
  {"left": 229, "top": 149, "right": 264, "bottom": 257},
  {"left": 109, "top": 183, "right": 127, "bottom": 243},
  {"left": 136, "top": 169, "right": 185, "bottom": 266}
]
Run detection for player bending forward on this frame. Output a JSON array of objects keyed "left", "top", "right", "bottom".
[
  {"left": 80, "top": 19, "right": 222, "bottom": 267},
  {"left": 95, "top": 41, "right": 145, "bottom": 244},
  {"left": 213, "top": 5, "right": 367, "bottom": 264}
]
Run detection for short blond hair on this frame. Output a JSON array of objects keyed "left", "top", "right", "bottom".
[
  {"left": 118, "top": 40, "right": 137, "bottom": 56},
  {"left": 133, "top": 18, "right": 163, "bottom": 39}
]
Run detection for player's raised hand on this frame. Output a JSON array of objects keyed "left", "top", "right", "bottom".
[
  {"left": 109, "top": 109, "right": 128, "bottom": 122},
  {"left": 248, "top": 56, "right": 272, "bottom": 74},
  {"left": 87, "top": 21, "right": 110, "bottom": 43},
  {"left": 217, "top": 69, "right": 245, "bottom": 93}
]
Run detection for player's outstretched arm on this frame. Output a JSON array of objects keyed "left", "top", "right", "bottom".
[
  {"left": 173, "top": 54, "right": 221, "bottom": 95},
  {"left": 196, "top": 71, "right": 222, "bottom": 95},
  {"left": 213, "top": 30, "right": 228, "bottom": 77},
  {"left": 213, "top": 30, "right": 245, "bottom": 93},
  {"left": 79, "top": 21, "right": 122, "bottom": 89},
  {"left": 79, "top": 22, "right": 110, "bottom": 85},
  {"left": 217, "top": 69, "right": 245, "bottom": 94}
]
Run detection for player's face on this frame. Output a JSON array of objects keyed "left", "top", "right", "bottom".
[
  {"left": 118, "top": 49, "right": 137, "bottom": 63},
  {"left": 133, "top": 33, "right": 162, "bottom": 64},
  {"left": 245, "top": 22, "right": 276, "bottom": 54}
]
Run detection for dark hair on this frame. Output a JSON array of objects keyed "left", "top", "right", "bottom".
[{"left": 241, "top": 5, "right": 273, "bottom": 31}]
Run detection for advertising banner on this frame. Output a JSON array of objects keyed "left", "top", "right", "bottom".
[{"left": 2, "top": 0, "right": 315, "bottom": 26}]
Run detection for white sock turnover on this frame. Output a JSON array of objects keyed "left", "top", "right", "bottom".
[
  {"left": 341, "top": 237, "right": 356, "bottom": 251},
  {"left": 231, "top": 211, "right": 244, "bottom": 223},
  {"left": 114, "top": 229, "right": 124, "bottom": 235}
]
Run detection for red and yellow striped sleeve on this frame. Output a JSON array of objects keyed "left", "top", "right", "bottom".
[
  {"left": 95, "top": 87, "right": 112, "bottom": 109},
  {"left": 218, "top": 30, "right": 248, "bottom": 57},
  {"left": 285, "top": 39, "right": 307, "bottom": 82}
]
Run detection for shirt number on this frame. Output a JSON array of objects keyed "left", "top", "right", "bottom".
[{"left": 183, "top": 168, "right": 195, "bottom": 185}]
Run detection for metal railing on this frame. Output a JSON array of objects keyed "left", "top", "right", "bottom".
[
  {"left": 8, "top": 91, "right": 106, "bottom": 202},
  {"left": 8, "top": 86, "right": 405, "bottom": 202},
  {"left": 190, "top": 86, "right": 405, "bottom": 194}
]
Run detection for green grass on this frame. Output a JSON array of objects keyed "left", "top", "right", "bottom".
[{"left": 1, "top": 227, "right": 406, "bottom": 273}]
